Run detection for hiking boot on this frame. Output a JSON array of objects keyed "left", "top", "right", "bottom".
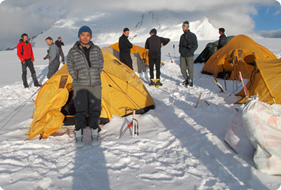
[
  {"left": 155, "top": 79, "right": 163, "bottom": 87},
  {"left": 91, "top": 128, "right": 99, "bottom": 142},
  {"left": 34, "top": 81, "right": 42, "bottom": 87},
  {"left": 182, "top": 80, "right": 189, "bottom": 86},
  {"left": 75, "top": 129, "right": 83, "bottom": 144},
  {"left": 188, "top": 79, "right": 193, "bottom": 87},
  {"left": 149, "top": 79, "right": 155, "bottom": 86}
]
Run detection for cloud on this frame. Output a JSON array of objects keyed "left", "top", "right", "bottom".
[
  {"left": 0, "top": 0, "right": 278, "bottom": 50},
  {"left": 258, "top": 29, "right": 281, "bottom": 38}
]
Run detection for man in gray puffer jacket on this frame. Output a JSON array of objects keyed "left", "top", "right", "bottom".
[
  {"left": 67, "top": 26, "right": 104, "bottom": 143},
  {"left": 45, "top": 37, "right": 60, "bottom": 79}
]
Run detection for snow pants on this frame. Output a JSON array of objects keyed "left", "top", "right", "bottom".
[
  {"left": 74, "top": 85, "right": 101, "bottom": 131},
  {"left": 120, "top": 53, "right": 133, "bottom": 70},
  {"left": 149, "top": 54, "right": 161, "bottom": 80},
  {"left": 59, "top": 47, "right": 65, "bottom": 62},
  {"left": 180, "top": 56, "right": 194, "bottom": 82}
]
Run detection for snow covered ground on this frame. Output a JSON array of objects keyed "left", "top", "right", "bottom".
[{"left": 0, "top": 39, "right": 281, "bottom": 190}]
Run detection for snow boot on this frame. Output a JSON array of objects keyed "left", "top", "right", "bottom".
[
  {"left": 149, "top": 79, "right": 155, "bottom": 86},
  {"left": 91, "top": 128, "right": 99, "bottom": 142},
  {"left": 182, "top": 80, "right": 189, "bottom": 87},
  {"left": 23, "top": 82, "right": 29, "bottom": 88},
  {"left": 32, "top": 73, "right": 42, "bottom": 87},
  {"left": 34, "top": 81, "right": 42, "bottom": 87},
  {"left": 155, "top": 79, "right": 163, "bottom": 87},
  {"left": 75, "top": 129, "right": 83, "bottom": 146}
]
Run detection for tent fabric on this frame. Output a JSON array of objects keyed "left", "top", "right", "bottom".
[
  {"left": 201, "top": 35, "right": 277, "bottom": 80},
  {"left": 109, "top": 43, "right": 164, "bottom": 66},
  {"left": 101, "top": 47, "right": 147, "bottom": 73},
  {"left": 194, "top": 36, "right": 234, "bottom": 63},
  {"left": 27, "top": 51, "right": 155, "bottom": 140},
  {"left": 236, "top": 59, "right": 281, "bottom": 104}
]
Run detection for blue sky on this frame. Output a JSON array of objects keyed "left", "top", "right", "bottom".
[
  {"left": 252, "top": 2, "right": 281, "bottom": 31},
  {"left": 0, "top": 0, "right": 281, "bottom": 50}
]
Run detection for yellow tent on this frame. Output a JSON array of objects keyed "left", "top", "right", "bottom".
[
  {"left": 236, "top": 59, "right": 281, "bottom": 104},
  {"left": 201, "top": 35, "right": 277, "bottom": 80},
  {"left": 109, "top": 43, "right": 164, "bottom": 65},
  {"left": 26, "top": 51, "right": 155, "bottom": 140},
  {"left": 101, "top": 47, "right": 147, "bottom": 73}
]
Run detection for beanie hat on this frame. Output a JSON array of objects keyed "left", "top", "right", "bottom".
[
  {"left": 78, "top": 26, "right": 92, "bottom": 37},
  {"left": 123, "top": 27, "right": 129, "bottom": 32},
  {"left": 219, "top": 28, "right": 225, "bottom": 33},
  {"left": 182, "top": 21, "right": 189, "bottom": 28},
  {"left": 149, "top": 28, "right": 157, "bottom": 35}
]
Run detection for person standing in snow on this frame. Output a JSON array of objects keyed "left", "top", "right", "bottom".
[
  {"left": 217, "top": 28, "right": 227, "bottom": 50},
  {"left": 67, "top": 26, "right": 104, "bottom": 143},
  {"left": 17, "top": 33, "right": 41, "bottom": 88},
  {"left": 179, "top": 21, "right": 198, "bottom": 87},
  {"left": 145, "top": 28, "right": 170, "bottom": 87},
  {"left": 55, "top": 37, "right": 65, "bottom": 64},
  {"left": 45, "top": 37, "right": 60, "bottom": 79},
  {"left": 119, "top": 28, "right": 133, "bottom": 70}
]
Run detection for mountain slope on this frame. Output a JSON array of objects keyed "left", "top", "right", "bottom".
[{"left": 32, "top": 12, "right": 219, "bottom": 48}]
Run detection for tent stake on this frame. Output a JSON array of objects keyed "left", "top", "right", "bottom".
[{"left": 195, "top": 93, "right": 202, "bottom": 108}]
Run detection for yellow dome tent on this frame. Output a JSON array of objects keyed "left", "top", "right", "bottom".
[
  {"left": 201, "top": 35, "right": 277, "bottom": 80},
  {"left": 26, "top": 51, "right": 155, "bottom": 140},
  {"left": 101, "top": 47, "right": 147, "bottom": 73},
  {"left": 236, "top": 59, "right": 281, "bottom": 104}
]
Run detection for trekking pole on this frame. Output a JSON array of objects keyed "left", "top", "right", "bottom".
[
  {"left": 223, "top": 67, "right": 227, "bottom": 91},
  {"left": 119, "top": 109, "right": 139, "bottom": 138},
  {"left": 232, "top": 51, "right": 235, "bottom": 91},
  {"left": 203, "top": 99, "right": 210, "bottom": 106},
  {"left": 168, "top": 53, "right": 173, "bottom": 63},
  {"left": 173, "top": 44, "right": 176, "bottom": 59}
]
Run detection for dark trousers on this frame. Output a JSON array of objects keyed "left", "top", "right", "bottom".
[
  {"left": 149, "top": 55, "right": 161, "bottom": 79},
  {"left": 120, "top": 53, "right": 133, "bottom": 70},
  {"left": 47, "top": 59, "right": 60, "bottom": 79},
  {"left": 21, "top": 59, "right": 37, "bottom": 86},
  {"left": 59, "top": 48, "right": 64, "bottom": 62},
  {"left": 74, "top": 86, "right": 101, "bottom": 131}
]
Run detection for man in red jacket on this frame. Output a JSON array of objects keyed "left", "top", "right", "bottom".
[{"left": 17, "top": 33, "right": 41, "bottom": 88}]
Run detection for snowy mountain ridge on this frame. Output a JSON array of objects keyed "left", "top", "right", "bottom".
[{"left": 32, "top": 12, "right": 219, "bottom": 48}]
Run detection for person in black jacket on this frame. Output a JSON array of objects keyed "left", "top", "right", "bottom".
[
  {"left": 145, "top": 28, "right": 170, "bottom": 87},
  {"left": 119, "top": 28, "right": 133, "bottom": 69},
  {"left": 55, "top": 37, "right": 65, "bottom": 64},
  {"left": 217, "top": 28, "right": 227, "bottom": 49},
  {"left": 179, "top": 21, "right": 198, "bottom": 87}
]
